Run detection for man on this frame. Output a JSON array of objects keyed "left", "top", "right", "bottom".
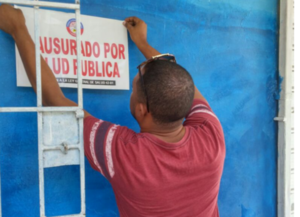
[{"left": 0, "top": 4, "right": 225, "bottom": 217}]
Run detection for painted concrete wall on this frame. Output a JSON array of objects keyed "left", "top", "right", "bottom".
[{"left": 0, "top": 0, "right": 278, "bottom": 216}]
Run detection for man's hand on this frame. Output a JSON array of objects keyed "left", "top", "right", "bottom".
[
  {"left": 0, "top": 4, "right": 26, "bottom": 38},
  {"left": 123, "top": 17, "right": 147, "bottom": 47},
  {"left": 123, "top": 16, "right": 160, "bottom": 59}
]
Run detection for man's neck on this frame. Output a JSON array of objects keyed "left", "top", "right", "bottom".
[{"left": 140, "top": 123, "right": 186, "bottom": 144}]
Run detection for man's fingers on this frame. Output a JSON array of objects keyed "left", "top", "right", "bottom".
[
  {"left": 0, "top": 4, "right": 14, "bottom": 12},
  {"left": 124, "top": 16, "right": 143, "bottom": 26},
  {"left": 125, "top": 16, "right": 139, "bottom": 23},
  {"left": 0, "top": 4, "right": 25, "bottom": 35},
  {"left": 123, "top": 16, "right": 146, "bottom": 32},
  {"left": 123, "top": 16, "right": 147, "bottom": 45},
  {"left": 123, "top": 21, "right": 134, "bottom": 30}
]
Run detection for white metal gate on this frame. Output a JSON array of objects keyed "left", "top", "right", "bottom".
[{"left": 0, "top": 1, "right": 86, "bottom": 216}]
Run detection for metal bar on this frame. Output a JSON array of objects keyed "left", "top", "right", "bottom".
[
  {"left": 43, "top": 145, "right": 80, "bottom": 151},
  {"left": 38, "top": 111, "right": 45, "bottom": 217},
  {"left": 34, "top": 6, "right": 42, "bottom": 108},
  {"left": 274, "top": 117, "right": 286, "bottom": 122},
  {"left": 75, "top": 8, "right": 83, "bottom": 109},
  {"left": 78, "top": 116, "right": 85, "bottom": 215},
  {"left": 0, "top": 107, "right": 81, "bottom": 113},
  {"left": 0, "top": 0, "right": 79, "bottom": 9},
  {"left": 75, "top": 2, "right": 86, "bottom": 214},
  {"left": 277, "top": 0, "right": 294, "bottom": 216},
  {"left": 33, "top": 2, "right": 46, "bottom": 217}
]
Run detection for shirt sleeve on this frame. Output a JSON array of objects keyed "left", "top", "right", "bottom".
[
  {"left": 83, "top": 116, "right": 120, "bottom": 180},
  {"left": 183, "top": 99, "right": 221, "bottom": 129}
]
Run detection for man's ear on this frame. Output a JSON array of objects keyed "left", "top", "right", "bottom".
[{"left": 135, "top": 102, "right": 148, "bottom": 121}]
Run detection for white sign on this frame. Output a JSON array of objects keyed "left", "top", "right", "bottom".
[{"left": 16, "top": 6, "right": 129, "bottom": 90}]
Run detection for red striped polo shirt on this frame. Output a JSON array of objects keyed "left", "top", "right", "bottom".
[{"left": 84, "top": 99, "right": 225, "bottom": 217}]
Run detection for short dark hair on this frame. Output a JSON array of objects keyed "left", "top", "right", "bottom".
[{"left": 137, "top": 60, "right": 195, "bottom": 124}]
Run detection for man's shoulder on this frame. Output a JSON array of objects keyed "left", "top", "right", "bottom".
[{"left": 186, "top": 125, "right": 226, "bottom": 164}]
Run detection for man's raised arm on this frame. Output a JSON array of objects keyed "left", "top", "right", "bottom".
[
  {"left": 123, "top": 16, "right": 207, "bottom": 103},
  {"left": 0, "top": 4, "right": 90, "bottom": 117}
]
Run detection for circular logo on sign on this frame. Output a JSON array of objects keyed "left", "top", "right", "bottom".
[{"left": 66, "top": 18, "right": 84, "bottom": 37}]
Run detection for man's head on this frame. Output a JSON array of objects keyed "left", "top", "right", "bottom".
[{"left": 130, "top": 59, "right": 195, "bottom": 128}]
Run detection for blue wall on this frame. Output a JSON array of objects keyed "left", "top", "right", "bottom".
[{"left": 0, "top": 0, "right": 278, "bottom": 216}]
